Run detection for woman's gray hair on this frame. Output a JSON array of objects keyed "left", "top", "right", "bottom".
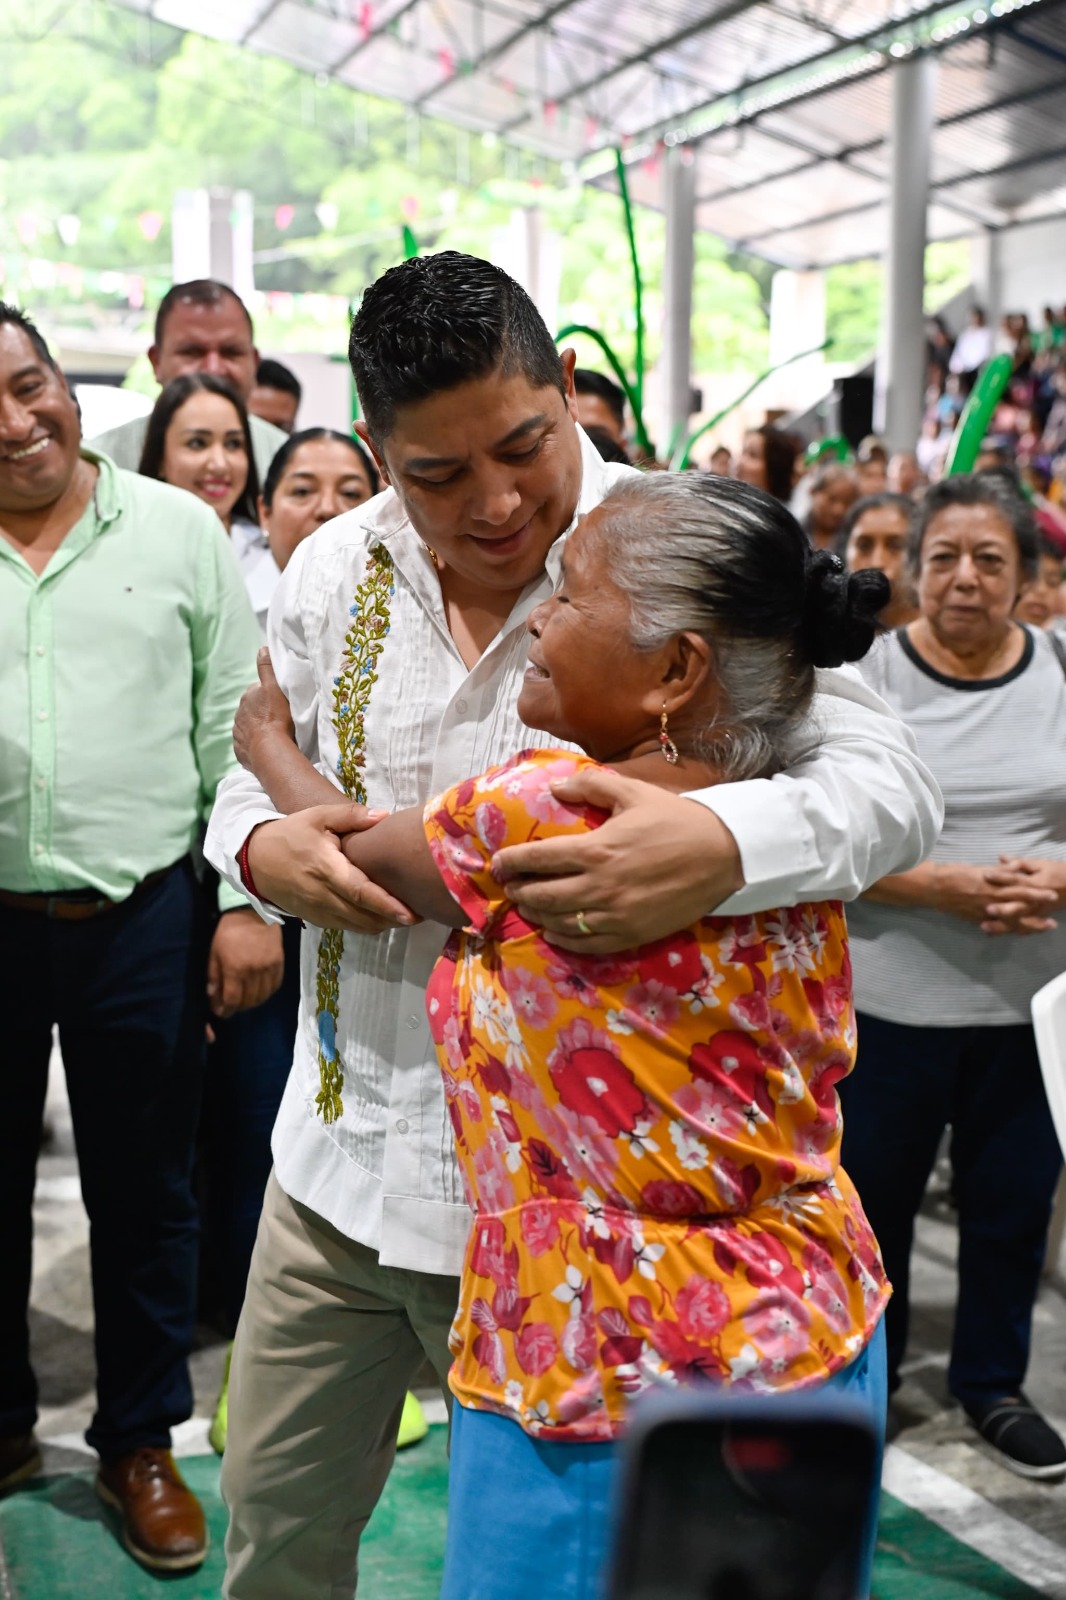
[{"left": 592, "top": 473, "right": 816, "bottom": 781}]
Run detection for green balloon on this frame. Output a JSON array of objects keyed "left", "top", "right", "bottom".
[
  {"left": 943, "top": 353, "right": 1013, "bottom": 476},
  {"left": 805, "top": 435, "right": 852, "bottom": 467}
]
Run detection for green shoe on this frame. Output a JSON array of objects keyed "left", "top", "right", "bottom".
[
  {"left": 209, "top": 1343, "right": 233, "bottom": 1456},
  {"left": 396, "top": 1392, "right": 428, "bottom": 1450}
]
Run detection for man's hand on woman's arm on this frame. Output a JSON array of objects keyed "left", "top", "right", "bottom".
[
  {"left": 246, "top": 804, "right": 419, "bottom": 933},
  {"left": 232, "top": 650, "right": 419, "bottom": 934},
  {"left": 493, "top": 768, "right": 743, "bottom": 954},
  {"left": 499, "top": 669, "right": 944, "bottom": 953}
]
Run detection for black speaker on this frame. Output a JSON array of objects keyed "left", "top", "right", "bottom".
[{"left": 830, "top": 374, "right": 875, "bottom": 450}]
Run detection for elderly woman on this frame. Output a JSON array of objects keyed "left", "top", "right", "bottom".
[
  {"left": 839, "top": 493, "right": 919, "bottom": 630},
  {"left": 840, "top": 473, "right": 1066, "bottom": 1481},
  {"left": 239, "top": 474, "right": 891, "bottom": 1598}
]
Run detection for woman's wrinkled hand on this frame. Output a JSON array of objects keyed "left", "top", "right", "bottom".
[
  {"left": 233, "top": 647, "right": 296, "bottom": 774},
  {"left": 931, "top": 861, "right": 1057, "bottom": 935},
  {"left": 981, "top": 855, "right": 1065, "bottom": 935}
]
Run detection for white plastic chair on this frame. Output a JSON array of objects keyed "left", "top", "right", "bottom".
[{"left": 1030, "top": 971, "right": 1066, "bottom": 1275}]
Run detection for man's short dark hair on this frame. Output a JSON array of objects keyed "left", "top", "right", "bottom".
[
  {"left": 154, "top": 280, "right": 253, "bottom": 347},
  {"left": 583, "top": 424, "right": 630, "bottom": 465},
  {"left": 256, "top": 358, "right": 302, "bottom": 402},
  {"left": 0, "top": 301, "right": 57, "bottom": 370},
  {"left": 348, "top": 251, "right": 565, "bottom": 442},
  {"left": 574, "top": 368, "right": 626, "bottom": 431}
]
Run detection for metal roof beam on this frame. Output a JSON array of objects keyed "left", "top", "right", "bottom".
[
  {"left": 736, "top": 136, "right": 1066, "bottom": 247},
  {"left": 497, "top": 0, "right": 779, "bottom": 136},
  {"left": 692, "top": 108, "right": 1001, "bottom": 229},
  {"left": 238, "top": 0, "right": 283, "bottom": 47},
  {"left": 327, "top": 0, "right": 424, "bottom": 76},
  {"left": 739, "top": 196, "right": 880, "bottom": 246},
  {"left": 939, "top": 138, "right": 1066, "bottom": 192},
  {"left": 413, "top": 0, "right": 604, "bottom": 110},
  {"left": 577, "top": 0, "right": 1060, "bottom": 176},
  {"left": 999, "top": 16, "right": 1066, "bottom": 66}
]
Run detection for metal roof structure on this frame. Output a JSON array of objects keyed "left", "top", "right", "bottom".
[{"left": 108, "top": 0, "right": 1066, "bottom": 267}]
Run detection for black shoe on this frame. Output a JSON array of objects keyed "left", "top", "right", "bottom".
[
  {"left": 965, "top": 1393, "right": 1066, "bottom": 1481},
  {"left": 0, "top": 1433, "right": 42, "bottom": 1494}
]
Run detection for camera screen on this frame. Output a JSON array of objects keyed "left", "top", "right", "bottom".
[{"left": 611, "top": 1412, "right": 876, "bottom": 1600}]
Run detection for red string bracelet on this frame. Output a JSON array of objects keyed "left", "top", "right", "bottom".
[{"left": 238, "top": 830, "right": 262, "bottom": 901}]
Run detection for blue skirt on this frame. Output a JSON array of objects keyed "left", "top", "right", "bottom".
[{"left": 440, "top": 1317, "right": 887, "bottom": 1600}]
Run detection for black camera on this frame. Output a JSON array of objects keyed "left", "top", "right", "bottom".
[{"left": 608, "top": 1390, "right": 879, "bottom": 1600}]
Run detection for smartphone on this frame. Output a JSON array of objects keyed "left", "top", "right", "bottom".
[{"left": 607, "top": 1389, "right": 878, "bottom": 1600}]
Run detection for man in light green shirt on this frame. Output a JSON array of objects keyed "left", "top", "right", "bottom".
[
  {"left": 0, "top": 302, "right": 280, "bottom": 1574},
  {"left": 86, "top": 278, "right": 287, "bottom": 485}
]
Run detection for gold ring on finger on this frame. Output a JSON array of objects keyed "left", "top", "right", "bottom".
[{"left": 575, "top": 910, "right": 592, "bottom": 936}]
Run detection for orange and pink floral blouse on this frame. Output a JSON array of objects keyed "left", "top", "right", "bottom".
[{"left": 423, "top": 750, "right": 889, "bottom": 1443}]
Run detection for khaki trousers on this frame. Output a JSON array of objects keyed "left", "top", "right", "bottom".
[{"left": 221, "top": 1171, "right": 460, "bottom": 1599}]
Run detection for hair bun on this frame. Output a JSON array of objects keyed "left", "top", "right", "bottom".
[{"left": 800, "top": 549, "right": 890, "bottom": 668}]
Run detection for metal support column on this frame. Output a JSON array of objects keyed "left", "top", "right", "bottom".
[
  {"left": 663, "top": 146, "right": 697, "bottom": 453},
  {"left": 875, "top": 51, "right": 936, "bottom": 451}
]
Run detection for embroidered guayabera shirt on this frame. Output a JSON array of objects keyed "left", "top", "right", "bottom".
[
  {"left": 0, "top": 451, "right": 260, "bottom": 909},
  {"left": 206, "top": 428, "right": 943, "bottom": 1277}
]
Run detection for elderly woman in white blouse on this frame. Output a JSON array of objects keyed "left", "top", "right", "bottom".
[{"left": 840, "top": 472, "right": 1066, "bottom": 1482}]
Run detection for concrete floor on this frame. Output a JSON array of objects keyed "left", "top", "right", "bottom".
[{"left": 13, "top": 1043, "right": 1066, "bottom": 1595}]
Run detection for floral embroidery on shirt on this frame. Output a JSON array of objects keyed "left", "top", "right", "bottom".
[
  {"left": 423, "top": 750, "right": 889, "bottom": 1441},
  {"left": 314, "top": 544, "right": 394, "bottom": 1124}
]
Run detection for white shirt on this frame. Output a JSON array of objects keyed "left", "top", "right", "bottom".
[
  {"left": 230, "top": 519, "right": 281, "bottom": 639},
  {"left": 949, "top": 324, "right": 994, "bottom": 374},
  {"left": 850, "top": 626, "right": 1066, "bottom": 1026},
  {"left": 205, "top": 429, "right": 943, "bottom": 1276}
]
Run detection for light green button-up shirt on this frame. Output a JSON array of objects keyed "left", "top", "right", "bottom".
[{"left": 0, "top": 451, "right": 259, "bottom": 908}]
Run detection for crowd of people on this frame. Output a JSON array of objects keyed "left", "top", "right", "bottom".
[{"left": 0, "top": 257, "right": 1063, "bottom": 1600}]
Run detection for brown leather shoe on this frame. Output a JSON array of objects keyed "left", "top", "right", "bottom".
[
  {"left": 95, "top": 1447, "right": 207, "bottom": 1571},
  {"left": 0, "top": 1432, "right": 42, "bottom": 1494}
]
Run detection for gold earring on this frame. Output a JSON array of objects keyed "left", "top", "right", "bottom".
[{"left": 659, "top": 705, "right": 679, "bottom": 765}]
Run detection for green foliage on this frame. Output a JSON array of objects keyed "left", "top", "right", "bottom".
[
  {"left": 925, "top": 239, "right": 971, "bottom": 311},
  {"left": 0, "top": 8, "right": 772, "bottom": 380},
  {"left": 825, "top": 239, "right": 974, "bottom": 366},
  {"left": 825, "top": 258, "right": 883, "bottom": 367}
]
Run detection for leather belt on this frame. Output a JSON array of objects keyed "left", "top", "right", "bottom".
[{"left": 0, "top": 862, "right": 178, "bottom": 921}]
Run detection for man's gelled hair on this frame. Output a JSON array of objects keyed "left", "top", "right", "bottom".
[{"left": 348, "top": 251, "right": 565, "bottom": 442}]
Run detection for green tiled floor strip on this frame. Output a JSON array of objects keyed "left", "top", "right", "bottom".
[{"left": 0, "top": 1427, "right": 1045, "bottom": 1599}]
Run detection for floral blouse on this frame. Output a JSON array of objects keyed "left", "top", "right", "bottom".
[{"left": 423, "top": 750, "right": 889, "bottom": 1442}]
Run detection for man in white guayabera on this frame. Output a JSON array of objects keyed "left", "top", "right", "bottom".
[{"left": 205, "top": 251, "right": 943, "bottom": 1600}]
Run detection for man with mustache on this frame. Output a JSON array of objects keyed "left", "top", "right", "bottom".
[{"left": 0, "top": 302, "right": 276, "bottom": 1573}]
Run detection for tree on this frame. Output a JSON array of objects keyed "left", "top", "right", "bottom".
[{"left": 0, "top": 6, "right": 773, "bottom": 383}]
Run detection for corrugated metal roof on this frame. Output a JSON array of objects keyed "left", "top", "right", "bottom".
[{"left": 108, "top": 0, "right": 1066, "bottom": 266}]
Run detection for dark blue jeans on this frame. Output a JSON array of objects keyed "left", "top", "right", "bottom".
[
  {"left": 839, "top": 1013, "right": 1062, "bottom": 1409},
  {"left": 0, "top": 859, "right": 207, "bottom": 1463},
  {"left": 201, "top": 918, "right": 301, "bottom": 1332}
]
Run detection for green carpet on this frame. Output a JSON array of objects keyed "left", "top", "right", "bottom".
[
  {"left": 0, "top": 1428, "right": 1048, "bottom": 1598},
  {"left": 0, "top": 1429, "right": 450, "bottom": 1599}
]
